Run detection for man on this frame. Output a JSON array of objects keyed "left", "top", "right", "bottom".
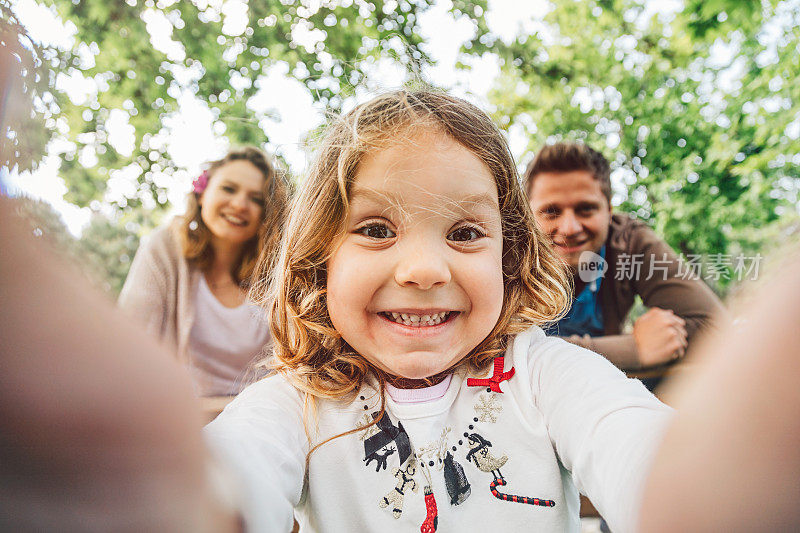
[{"left": 526, "top": 142, "right": 724, "bottom": 371}]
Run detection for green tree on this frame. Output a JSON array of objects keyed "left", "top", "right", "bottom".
[
  {"left": 10, "top": 0, "right": 482, "bottom": 293},
  {"left": 0, "top": 0, "right": 56, "bottom": 172},
  {"left": 79, "top": 211, "right": 147, "bottom": 295},
  {"left": 11, "top": 195, "right": 144, "bottom": 295},
  {"left": 471, "top": 0, "right": 800, "bottom": 291},
  {"left": 11, "top": 195, "right": 77, "bottom": 250},
  {"left": 31, "top": 0, "right": 475, "bottom": 212}
]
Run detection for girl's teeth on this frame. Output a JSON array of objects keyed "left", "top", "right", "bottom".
[{"left": 385, "top": 312, "right": 450, "bottom": 326}]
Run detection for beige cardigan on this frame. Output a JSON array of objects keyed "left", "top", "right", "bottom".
[{"left": 119, "top": 219, "right": 199, "bottom": 364}]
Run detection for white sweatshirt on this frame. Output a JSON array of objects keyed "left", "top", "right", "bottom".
[{"left": 205, "top": 326, "right": 672, "bottom": 532}]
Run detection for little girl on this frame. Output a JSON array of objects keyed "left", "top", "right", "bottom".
[{"left": 205, "top": 90, "right": 672, "bottom": 532}]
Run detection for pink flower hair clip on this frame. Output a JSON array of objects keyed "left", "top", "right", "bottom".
[{"left": 193, "top": 170, "right": 209, "bottom": 195}]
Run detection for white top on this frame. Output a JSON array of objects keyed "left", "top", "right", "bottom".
[
  {"left": 187, "top": 276, "right": 271, "bottom": 396},
  {"left": 204, "top": 326, "right": 672, "bottom": 532}
]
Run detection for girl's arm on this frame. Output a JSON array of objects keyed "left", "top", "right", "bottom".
[
  {"left": 0, "top": 199, "right": 237, "bottom": 531},
  {"left": 639, "top": 255, "right": 800, "bottom": 532},
  {"left": 204, "top": 377, "right": 309, "bottom": 533},
  {"left": 529, "top": 336, "right": 673, "bottom": 533}
]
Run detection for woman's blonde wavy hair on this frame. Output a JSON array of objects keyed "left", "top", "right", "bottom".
[
  {"left": 251, "top": 89, "right": 571, "bottom": 406},
  {"left": 179, "top": 146, "right": 289, "bottom": 286}
]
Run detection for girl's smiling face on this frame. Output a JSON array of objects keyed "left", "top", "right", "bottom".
[{"left": 326, "top": 131, "right": 504, "bottom": 381}]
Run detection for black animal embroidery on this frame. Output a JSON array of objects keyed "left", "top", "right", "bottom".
[
  {"left": 465, "top": 433, "right": 555, "bottom": 507},
  {"left": 364, "top": 446, "right": 396, "bottom": 472},
  {"left": 363, "top": 412, "right": 412, "bottom": 469}
]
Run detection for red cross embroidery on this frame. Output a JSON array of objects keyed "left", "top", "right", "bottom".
[{"left": 466, "top": 356, "right": 515, "bottom": 393}]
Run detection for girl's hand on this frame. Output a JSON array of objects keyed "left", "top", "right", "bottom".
[{"left": 0, "top": 199, "right": 237, "bottom": 532}]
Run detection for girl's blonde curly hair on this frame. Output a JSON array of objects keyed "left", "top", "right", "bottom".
[{"left": 250, "top": 89, "right": 571, "bottom": 401}]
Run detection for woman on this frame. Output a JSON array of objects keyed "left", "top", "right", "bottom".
[{"left": 119, "top": 146, "right": 289, "bottom": 396}]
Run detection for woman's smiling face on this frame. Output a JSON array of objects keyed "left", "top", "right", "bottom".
[
  {"left": 199, "top": 159, "right": 266, "bottom": 246},
  {"left": 326, "top": 131, "right": 505, "bottom": 380}
]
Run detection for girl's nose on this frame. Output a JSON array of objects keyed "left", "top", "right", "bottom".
[{"left": 394, "top": 245, "right": 451, "bottom": 290}]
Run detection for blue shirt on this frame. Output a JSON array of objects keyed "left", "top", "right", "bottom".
[{"left": 545, "top": 246, "right": 605, "bottom": 338}]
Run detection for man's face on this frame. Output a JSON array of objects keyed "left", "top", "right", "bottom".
[{"left": 528, "top": 170, "right": 612, "bottom": 271}]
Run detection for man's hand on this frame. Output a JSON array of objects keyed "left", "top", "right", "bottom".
[{"left": 633, "top": 307, "right": 688, "bottom": 367}]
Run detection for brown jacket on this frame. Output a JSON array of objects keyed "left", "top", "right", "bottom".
[{"left": 566, "top": 214, "right": 725, "bottom": 369}]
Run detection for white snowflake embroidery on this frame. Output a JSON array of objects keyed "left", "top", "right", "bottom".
[
  {"left": 356, "top": 413, "right": 381, "bottom": 440},
  {"left": 474, "top": 393, "right": 502, "bottom": 423}
]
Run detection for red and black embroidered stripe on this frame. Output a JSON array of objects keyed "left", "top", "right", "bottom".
[{"left": 489, "top": 479, "right": 555, "bottom": 507}]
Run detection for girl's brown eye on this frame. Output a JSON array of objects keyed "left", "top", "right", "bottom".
[
  {"left": 358, "top": 224, "right": 395, "bottom": 239},
  {"left": 448, "top": 226, "right": 483, "bottom": 242}
]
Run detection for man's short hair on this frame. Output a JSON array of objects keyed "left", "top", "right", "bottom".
[{"left": 525, "top": 142, "right": 612, "bottom": 202}]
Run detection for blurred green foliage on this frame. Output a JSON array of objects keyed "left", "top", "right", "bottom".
[
  {"left": 30, "top": 0, "right": 450, "bottom": 212},
  {"left": 468, "top": 0, "right": 799, "bottom": 290},
  {"left": 0, "top": 0, "right": 57, "bottom": 172},
  {"left": 12, "top": 196, "right": 147, "bottom": 295},
  {"left": 8, "top": 0, "right": 799, "bottom": 295}
]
